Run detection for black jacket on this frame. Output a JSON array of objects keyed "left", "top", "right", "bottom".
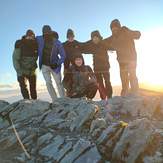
[
  {"left": 13, "top": 37, "right": 38, "bottom": 76},
  {"left": 104, "top": 26, "right": 141, "bottom": 63},
  {"left": 79, "top": 40, "right": 110, "bottom": 71},
  {"left": 63, "top": 65, "right": 97, "bottom": 94},
  {"left": 20, "top": 37, "right": 38, "bottom": 58},
  {"left": 63, "top": 40, "right": 83, "bottom": 69}
]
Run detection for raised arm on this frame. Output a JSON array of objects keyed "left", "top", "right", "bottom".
[
  {"left": 122, "top": 26, "right": 141, "bottom": 40},
  {"left": 78, "top": 40, "right": 93, "bottom": 54},
  {"left": 103, "top": 36, "right": 116, "bottom": 51}
]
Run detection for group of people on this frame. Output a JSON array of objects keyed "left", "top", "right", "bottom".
[{"left": 13, "top": 19, "right": 141, "bottom": 102}]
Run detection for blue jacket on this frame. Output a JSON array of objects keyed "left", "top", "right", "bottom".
[{"left": 36, "top": 36, "right": 65, "bottom": 73}]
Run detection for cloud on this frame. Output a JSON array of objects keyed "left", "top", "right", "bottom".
[
  {"left": 0, "top": 84, "right": 13, "bottom": 88},
  {"left": 0, "top": 82, "right": 18, "bottom": 90}
]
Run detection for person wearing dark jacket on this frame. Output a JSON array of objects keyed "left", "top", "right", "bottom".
[
  {"left": 105, "top": 19, "right": 141, "bottom": 96},
  {"left": 13, "top": 30, "right": 38, "bottom": 99},
  {"left": 79, "top": 31, "right": 113, "bottom": 100},
  {"left": 36, "top": 25, "right": 65, "bottom": 102},
  {"left": 62, "top": 53, "right": 98, "bottom": 99},
  {"left": 63, "top": 29, "right": 84, "bottom": 71}
]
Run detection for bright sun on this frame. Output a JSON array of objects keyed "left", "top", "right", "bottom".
[{"left": 136, "top": 27, "right": 163, "bottom": 91}]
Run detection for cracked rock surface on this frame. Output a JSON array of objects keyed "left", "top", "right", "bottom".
[{"left": 0, "top": 95, "right": 163, "bottom": 163}]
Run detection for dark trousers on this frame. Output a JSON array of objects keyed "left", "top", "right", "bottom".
[
  {"left": 17, "top": 75, "right": 37, "bottom": 100},
  {"left": 119, "top": 62, "right": 139, "bottom": 96},
  {"left": 71, "top": 83, "right": 98, "bottom": 99},
  {"left": 95, "top": 71, "right": 113, "bottom": 100}
]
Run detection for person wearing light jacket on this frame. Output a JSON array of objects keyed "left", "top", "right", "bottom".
[{"left": 36, "top": 25, "right": 65, "bottom": 102}]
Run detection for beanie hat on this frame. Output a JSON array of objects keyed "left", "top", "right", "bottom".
[
  {"left": 67, "top": 29, "right": 75, "bottom": 38},
  {"left": 26, "top": 29, "right": 35, "bottom": 37},
  {"left": 110, "top": 19, "right": 121, "bottom": 30},
  {"left": 91, "top": 30, "right": 103, "bottom": 39},
  {"left": 42, "top": 25, "right": 52, "bottom": 35}
]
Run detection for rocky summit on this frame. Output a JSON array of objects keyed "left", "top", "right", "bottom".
[{"left": 0, "top": 95, "right": 163, "bottom": 163}]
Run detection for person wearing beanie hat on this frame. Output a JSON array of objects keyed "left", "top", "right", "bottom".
[
  {"left": 79, "top": 30, "right": 113, "bottom": 101},
  {"left": 63, "top": 28, "right": 83, "bottom": 73},
  {"left": 104, "top": 19, "right": 141, "bottom": 96},
  {"left": 36, "top": 25, "right": 65, "bottom": 102},
  {"left": 42, "top": 25, "right": 52, "bottom": 35},
  {"left": 110, "top": 19, "right": 121, "bottom": 30},
  {"left": 26, "top": 29, "right": 35, "bottom": 38},
  {"left": 62, "top": 52, "right": 98, "bottom": 99},
  {"left": 91, "top": 30, "right": 103, "bottom": 40},
  {"left": 67, "top": 29, "right": 75, "bottom": 39},
  {"left": 13, "top": 29, "right": 38, "bottom": 100}
]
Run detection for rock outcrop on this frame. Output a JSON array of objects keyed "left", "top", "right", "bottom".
[{"left": 0, "top": 95, "right": 163, "bottom": 163}]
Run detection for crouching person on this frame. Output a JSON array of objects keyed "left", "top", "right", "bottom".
[
  {"left": 63, "top": 53, "right": 98, "bottom": 99},
  {"left": 13, "top": 30, "right": 38, "bottom": 100}
]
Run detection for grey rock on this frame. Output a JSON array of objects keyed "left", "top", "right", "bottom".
[
  {"left": 111, "top": 118, "right": 156, "bottom": 163},
  {"left": 0, "top": 100, "right": 9, "bottom": 112},
  {"left": 121, "top": 96, "right": 160, "bottom": 117},
  {"left": 37, "top": 132, "right": 53, "bottom": 146},
  {"left": 10, "top": 100, "right": 50, "bottom": 123},
  {"left": 0, "top": 97, "right": 162, "bottom": 163},
  {"left": 70, "top": 102, "right": 99, "bottom": 131},
  {"left": 143, "top": 151, "right": 163, "bottom": 163},
  {"left": 0, "top": 117, "right": 9, "bottom": 130},
  {"left": 90, "top": 118, "right": 107, "bottom": 133},
  {"left": 53, "top": 142, "right": 73, "bottom": 162},
  {"left": 74, "top": 146, "right": 101, "bottom": 163},
  {"left": 96, "top": 122, "right": 127, "bottom": 145},
  {"left": 39, "top": 135, "right": 64, "bottom": 158},
  {"left": 60, "top": 139, "right": 91, "bottom": 163},
  {"left": 0, "top": 130, "right": 26, "bottom": 150}
]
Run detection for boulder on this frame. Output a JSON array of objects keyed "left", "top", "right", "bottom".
[
  {"left": 60, "top": 139, "right": 92, "bottom": 163},
  {"left": 111, "top": 118, "right": 160, "bottom": 163},
  {"left": 0, "top": 96, "right": 162, "bottom": 163},
  {"left": 0, "top": 100, "right": 9, "bottom": 112}
]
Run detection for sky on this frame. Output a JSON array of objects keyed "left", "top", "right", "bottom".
[{"left": 0, "top": 0, "right": 163, "bottom": 91}]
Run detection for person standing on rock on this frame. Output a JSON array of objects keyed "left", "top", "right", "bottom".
[
  {"left": 79, "top": 31, "right": 113, "bottom": 100},
  {"left": 63, "top": 29, "right": 84, "bottom": 73},
  {"left": 36, "top": 25, "right": 65, "bottom": 102},
  {"left": 105, "top": 19, "right": 141, "bottom": 96},
  {"left": 62, "top": 53, "right": 98, "bottom": 99},
  {"left": 13, "top": 29, "right": 38, "bottom": 100}
]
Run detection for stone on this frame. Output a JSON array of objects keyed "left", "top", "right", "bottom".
[
  {"left": 90, "top": 118, "right": 107, "bottom": 133},
  {"left": 143, "top": 151, "right": 163, "bottom": 163},
  {"left": 0, "top": 96, "right": 162, "bottom": 163},
  {"left": 0, "top": 130, "right": 26, "bottom": 149},
  {"left": 0, "top": 100, "right": 9, "bottom": 112},
  {"left": 96, "top": 122, "right": 127, "bottom": 145},
  {"left": 111, "top": 118, "right": 158, "bottom": 163},
  {"left": 53, "top": 142, "right": 73, "bottom": 162},
  {"left": 121, "top": 96, "right": 160, "bottom": 118},
  {"left": 10, "top": 100, "right": 50, "bottom": 123},
  {"left": 0, "top": 117, "right": 9, "bottom": 130},
  {"left": 37, "top": 132, "right": 53, "bottom": 146},
  {"left": 70, "top": 103, "right": 99, "bottom": 131},
  {"left": 74, "top": 146, "right": 102, "bottom": 163},
  {"left": 39, "top": 135, "right": 64, "bottom": 158},
  {"left": 60, "top": 139, "right": 91, "bottom": 163}
]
